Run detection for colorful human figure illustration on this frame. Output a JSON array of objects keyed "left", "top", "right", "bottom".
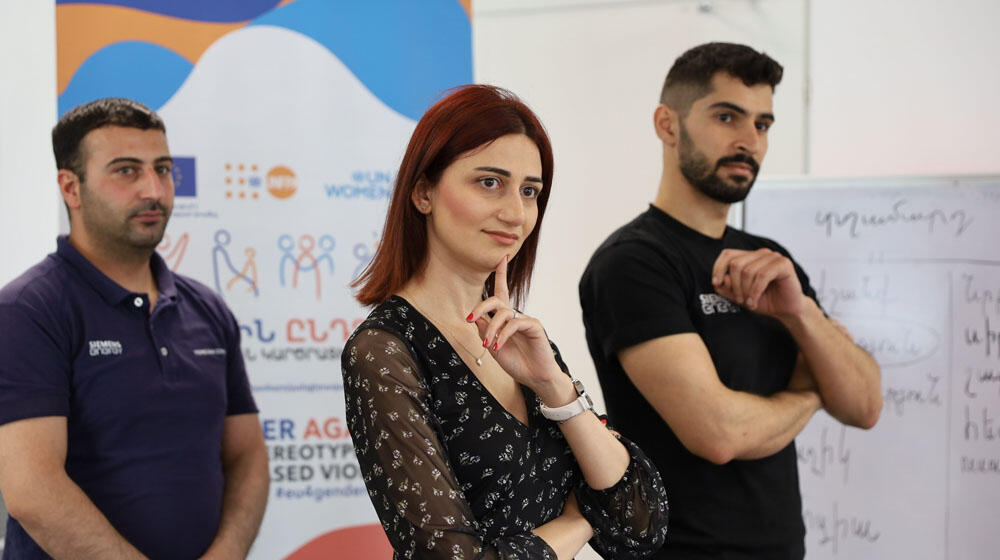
[
  {"left": 212, "top": 229, "right": 259, "bottom": 296},
  {"left": 278, "top": 233, "right": 334, "bottom": 300},
  {"left": 293, "top": 234, "right": 322, "bottom": 300},
  {"left": 226, "top": 247, "right": 259, "bottom": 294},
  {"left": 278, "top": 234, "right": 296, "bottom": 287},
  {"left": 157, "top": 232, "right": 189, "bottom": 271}
]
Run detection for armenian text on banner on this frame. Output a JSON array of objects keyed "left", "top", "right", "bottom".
[{"left": 56, "top": 1, "right": 473, "bottom": 557}]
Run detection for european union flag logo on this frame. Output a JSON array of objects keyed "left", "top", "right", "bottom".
[{"left": 172, "top": 157, "right": 197, "bottom": 197}]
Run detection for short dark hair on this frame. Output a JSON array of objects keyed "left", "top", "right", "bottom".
[
  {"left": 659, "top": 42, "right": 783, "bottom": 116},
  {"left": 52, "top": 98, "right": 166, "bottom": 180},
  {"left": 353, "top": 84, "right": 554, "bottom": 308}
]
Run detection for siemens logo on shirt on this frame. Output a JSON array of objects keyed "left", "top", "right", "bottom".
[
  {"left": 89, "top": 340, "right": 123, "bottom": 356},
  {"left": 194, "top": 348, "right": 226, "bottom": 356}
]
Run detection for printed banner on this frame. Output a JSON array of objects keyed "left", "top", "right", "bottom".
[{"left": 56, "top": 1, "right": 473, "bottom": 557}]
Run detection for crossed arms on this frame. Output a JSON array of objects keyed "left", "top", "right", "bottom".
[{"left": 619, "top": 248, "right": 883, "bottom": 465}]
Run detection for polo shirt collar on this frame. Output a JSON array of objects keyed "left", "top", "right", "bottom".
[{"left": 56, "top": 235, "right": 177, "bottom": 307}]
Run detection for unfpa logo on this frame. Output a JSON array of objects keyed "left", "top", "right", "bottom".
[
  {"left": 225, "top": 163, "right": 298, "bottom": 200},
  {"left": 267, "top": 166, "right": 298, "bottom": 199}
]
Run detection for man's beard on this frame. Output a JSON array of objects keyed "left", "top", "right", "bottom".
[
  {"left": 79, "top": 186, "right": 171, "bottom": 253},
  {"left": 678, "top": 123, "right": 760, "bottom": 204}
]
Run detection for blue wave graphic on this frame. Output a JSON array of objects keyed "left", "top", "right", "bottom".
[
  {"left": 251, "top": 0, "right": 472, "bottom": 121},
  {"left": 58, "top": 41, "right": 193, "bottom": 116},
  {"left": 56, "top": 0, "right": 282, "bottom": 23}
]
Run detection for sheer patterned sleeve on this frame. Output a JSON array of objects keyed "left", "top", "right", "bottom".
[
  {"left": 343, "top": 328, "right": 557, "bottom": 560},
  {"left": 574, "top": 433, "right": 670, "bottom": 558},
  {"left": 549, "top": 341, "right": 669, "bottom": 558}
]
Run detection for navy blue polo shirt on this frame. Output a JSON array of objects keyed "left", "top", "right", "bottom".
[{"left": 0, "top": 236, "right": 258, "bottom": 559}]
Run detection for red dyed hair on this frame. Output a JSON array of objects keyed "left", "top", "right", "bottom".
[{"left": 353, "top": 84, "right": 554, "bottom": 307}]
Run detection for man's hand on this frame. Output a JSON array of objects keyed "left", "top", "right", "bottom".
[
  {"left": 198, "top": 414, "right": 269, "bottom": 560},
  {"left": 711, "top": 248, "right": 805, "bottom": 319},
  {"left": 712, "top": 248, "right": 881, "bottom": 428}
]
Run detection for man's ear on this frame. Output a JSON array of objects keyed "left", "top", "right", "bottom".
[
  {"left": 411, "top": 177, "right": 433, "bottom": 214},
  {"left": 58, "top": 169, "right": 82, "bottom": 211},
  {"left": 653, "top": 104, "right": 680, "bottom": 147}
]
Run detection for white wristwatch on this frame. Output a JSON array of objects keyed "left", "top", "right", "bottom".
[{"left": 539, "top": 378, "right": 595, "bottom": 423}]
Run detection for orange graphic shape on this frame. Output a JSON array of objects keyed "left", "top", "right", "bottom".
[
  {"left": 56, "top": 4, "right": 246, "bottom": 95},
  {"left": 285, "top": 523, "right": 391, "bottom": 560},
  {"left": 267, "top": 165, "right": 297, "bottom": 199},
  {"left": 457, "top": 0, "right": 472, "bottom": 20}
]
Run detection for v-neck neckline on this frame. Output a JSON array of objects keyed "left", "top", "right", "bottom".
[{"left": 391, "top": 295, "right": 535, "bottom": 431}]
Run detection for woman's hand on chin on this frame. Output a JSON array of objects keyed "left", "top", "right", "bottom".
[{"left": 467, "top": 256, "right": 569, "bottom": 399}]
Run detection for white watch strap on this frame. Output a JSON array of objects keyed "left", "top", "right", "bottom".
[{"left": 539, "top": 379, "right": 595, "bottom": 423}]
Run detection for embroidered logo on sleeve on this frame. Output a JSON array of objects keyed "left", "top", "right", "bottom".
[
  {"left": 699, "top": 294, "right": 741, "bottom": 315},
  {"left": 89, "top": 340, "right": 123, "bottom": 356},
  {"left": 193, "top": 348, "right": 227, "bottom": 356}
]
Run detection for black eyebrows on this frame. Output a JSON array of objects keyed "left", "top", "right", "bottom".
[
  {"left": 708, "top": 101, "right": 775, "bottom": 123},
  {"left": 475, "top": 166, "right": 542, "bottom": 184},
  {"left": 105, "top": 156, "right": 174, "bottom": 168}
]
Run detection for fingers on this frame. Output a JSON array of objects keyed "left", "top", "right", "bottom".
[
  {"left": 468, "top": 299, "right": 537, "bottom": 351},
  {"left": 493, "top": 254, "right": 510, "bottom": 303},
  {"left": 711, "top": 249, "right": 737, "bottom": 288},
  {"left": 743, "top": 253, "right": 786, "bottom": 309},
  {"left": 491, "top": 312, "right": 536, "bottom": 351},
  {"left": 713, "top": 249, "right": 791, "bottom": 309},
  {"left": 473, "top": 304, "right": 519, "bottom": 350}
]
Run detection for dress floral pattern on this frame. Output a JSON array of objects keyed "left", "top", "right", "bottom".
[{"left": 343, "top": 296, "right": 668, "bottom": 559}]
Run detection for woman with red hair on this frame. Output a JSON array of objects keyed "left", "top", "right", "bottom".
[{"left": 343, "top": 85, "right": 668, "bottom": 559}]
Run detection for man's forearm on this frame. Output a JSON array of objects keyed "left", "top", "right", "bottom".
[
  {"left": 10, "top": 474, "right": 146, "bottom": 560},
  {"left": 200, "top": 445, "right": 270, "bottom": 559},
  {"left": 731, "top": 388, "right": 822, "bottom": 460},
  {"left": 783, "top": 297, "right": 883, "bottom": 428}
]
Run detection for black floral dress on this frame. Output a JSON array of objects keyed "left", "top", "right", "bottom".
[{"left": 342, "top": 296, "right": 668, "bottom": 559}]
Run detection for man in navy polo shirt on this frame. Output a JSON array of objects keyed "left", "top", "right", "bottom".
[{"left": 0, "top": 98, "right": 269, "bottom": 559}]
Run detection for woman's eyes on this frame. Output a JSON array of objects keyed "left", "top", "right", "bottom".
[
  {"left": 478, "top": 177, "right": 501, "bottom": 189},
  {"left": 477, "top": 176, "right": 540, "bottom": 199}
]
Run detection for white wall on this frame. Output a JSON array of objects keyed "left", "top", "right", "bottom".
[
  {"left": 0, "top": 1, "right": 59, "bottom": 288},
  {"left": 809, "top": 0, "right": 1000, "bottom": 176}
]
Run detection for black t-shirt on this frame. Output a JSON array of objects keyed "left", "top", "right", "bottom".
[{"left": 579, "top": 205, "right": 818, "bottom": 559}]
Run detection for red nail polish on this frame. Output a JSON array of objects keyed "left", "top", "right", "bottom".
[
  {"left": 492, "top": 342, "right": 498, "bottom": 351},
  {"left": 466, "top": 312, "right": 474, "bottom": 321},
  {"left": 483, "top": 338, "right": 489, "bottom": 348}
]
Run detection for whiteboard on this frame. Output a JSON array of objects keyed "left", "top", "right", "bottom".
[{"left": 745, "top": 177, "right": 1000, "bottom": 559}]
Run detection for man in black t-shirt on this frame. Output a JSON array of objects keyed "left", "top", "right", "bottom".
[{"left": 579, "top": 43, "right": 883, "bottom": 558}]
